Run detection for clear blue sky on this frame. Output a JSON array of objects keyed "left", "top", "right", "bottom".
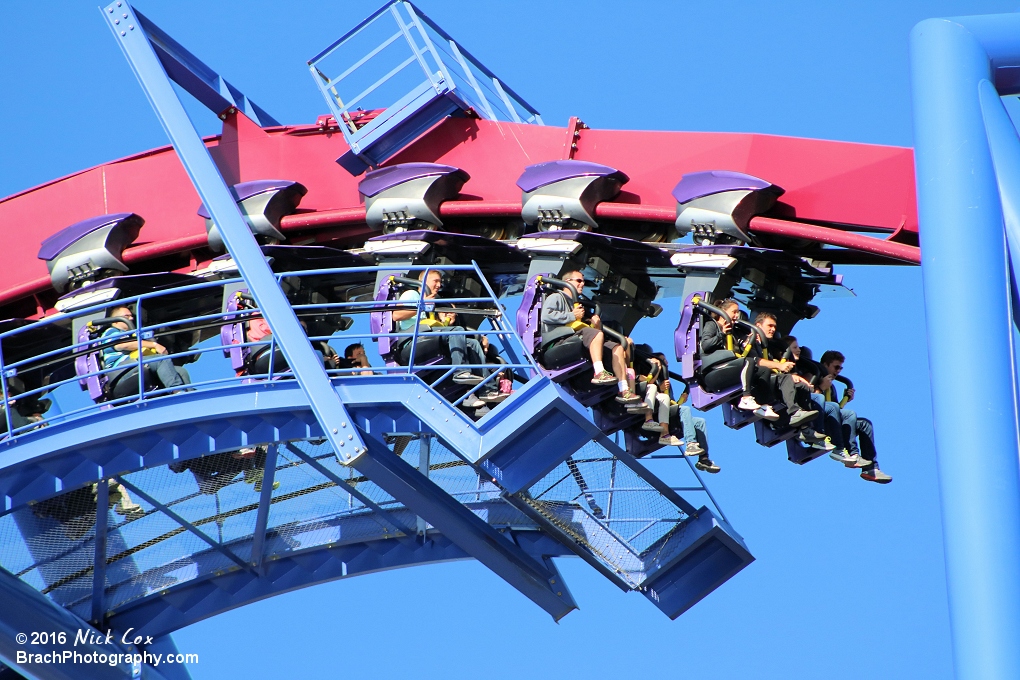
[{"left": 2, "top": 1, "right": 1017, "bottom": 678}]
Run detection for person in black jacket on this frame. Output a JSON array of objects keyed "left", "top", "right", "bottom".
[{"left": 739, "top": 313, "right": 817, "bottom": 428}]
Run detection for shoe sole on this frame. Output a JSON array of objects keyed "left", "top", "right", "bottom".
[{"left": 861, "top": 475, "right": 892, "bottom": 484}]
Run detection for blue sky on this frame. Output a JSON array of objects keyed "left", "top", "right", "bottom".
[{"left": 3, "top": 1, "right": 1019, "bottom": 678}]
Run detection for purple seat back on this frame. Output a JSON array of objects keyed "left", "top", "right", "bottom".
[
  {"left": 516, "top": 274, "right": 590, "bottom": 383},
  {"left": 675, "top": 291, "right": 743, "bottom": 411},
  {"left": 516, "top": 275, "right": 541, "bottom": 354},
  {"left": 221, "top": 290, "right": 251, "bottom": 371},
  {"left": 370, "top": 277, "right": 397, "bottom": 358},
  {"left": 75, "top": 324, "right": 107, "bottom": 401}
]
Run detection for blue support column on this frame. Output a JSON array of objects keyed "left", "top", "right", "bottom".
[
  {"left": 101, "top": 2, "right": 367, "bottom": 465},
  {"left": 911, "top": 14, "right": 1020, "bottom": 679},
  {"left": 91, "top": 479, "right": 109, "bottom": 625},
  {"left": 249, "top": 445, "right": 277, "bottom": 571}
]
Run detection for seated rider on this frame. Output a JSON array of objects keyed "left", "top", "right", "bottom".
[
  {"left": 738, "top": 312, "right": 817, "bottom": 428},
  {"left": 102, "top": 305, "right": 189, "bottom": 392},
  {"left": 818, "top": 350, "right": 891, "bottom": 484},
  {"left": 697, "top": 299, "right": 746, "bottom": 395},
  {"left": 345, "top": 343, "right": 375, "bottom": 376},
  {"left": 541, "top": 270, "right": 640, "bottom": 404},
  {"left": 390, "top": 269, "right": 485, "bottom": 385}
]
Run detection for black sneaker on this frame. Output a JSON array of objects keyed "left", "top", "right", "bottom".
[
  {"left": 453, "top": 371, "right": 484, "bottom": 385},
  {"left": 695, "top": 458, "right": 721, "bottom": 474}
]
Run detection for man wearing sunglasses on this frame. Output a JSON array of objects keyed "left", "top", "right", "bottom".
[{"left": 541, "top": 270, "right": 639, "bottom": 404}]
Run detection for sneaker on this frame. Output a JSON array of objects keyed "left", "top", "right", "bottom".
[
  {"left": 628, "top": 404, "right": 653, "bottom": 414},
  {"left": 658, "top": 434, "right": 683, "bottom": 446},
  {"left": 787, "top": 408, "right": 818, "bottom": 428},
  {"left": 829, "top": 449, "right": 853, "bottom": 464},
  {"left": 591, "top": 370, "right": 616, "bottom": 385},
  {"left": 479, "top": 390, "right": 508, "bottom": 404},
  {"left": 810, "top": 437, "right": 836, "bottom": 451},
  {"left": 684, "top": 441, "right": 705, "bottom": 457},
  {"left": 798, "top": 428, "right": 827, "bottom": 443},
  {"left": 852, "top": 455, "right": 872, "bottom": 469},
  {"left": 737, "top": 395, "right": 761, "bottom": 411},
  {"left": 695, "top": 458, "right": 721, "bottom": 474},
  {"left": 861, "top": 468, "right": 893, "bottom": 484},
  {"left": 615, "top": 390, "right": 641, "bottom": 405},
  {"left": 641, "top": 420, "right": 664, "bottom": 433},
  {"left": 233, "top": 447, "right": 257, "bottom": 459},
  {"left": 755, "top": 405, "right": 781, "bottom": 421},
  {"left": 453, "top": 371, "right": 483, "bottom": 385},
  {"left": 462, "top": 394, "right": 485, "bottom": 408}
]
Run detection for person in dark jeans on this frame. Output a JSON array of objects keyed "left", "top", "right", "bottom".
[
  {"left": 739, "top": 313, "right": 816, "bottom": 428},
  {"left": 101, "top": 305, "right": 188, "bottom": 392},
  {"left": 819, "top": 350, "right": 891, "bottom": 484}
]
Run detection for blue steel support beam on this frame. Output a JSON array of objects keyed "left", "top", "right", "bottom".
[
  {"left": 0, "top": 566, "right": 135, "bottom": 680},
  {"left": 352, "top": 435, "right": 578, "bottom": 620},
  {"left": 248, "top": 445, "right": 277, "bottom": 571},
  {"left": 101, "top": 2, "right": 368, "bottom": 466},
  {"left": 115, "top": 477, "right": 254, "bottom": 574},
  {"left": 132, "top": 7, "right": 280, "bottom": 125},
  {"left": 911, "top": 14, "right": 1020, "bottom": 679}
]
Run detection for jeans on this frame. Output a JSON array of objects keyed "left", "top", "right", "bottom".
[
  {"left": 809, "top": 393, "right": 845, "bottom": 450},
  {"left": 150, "top": 358, "right": 187, "bottom": 389},
  {"left": 427, "top": 326, "right": 490, "bottom": 377},
  {"left": 678, "top": 404, "right": 699, "bottom": 445}
]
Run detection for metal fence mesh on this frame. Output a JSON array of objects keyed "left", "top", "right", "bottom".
[{"left": 516, "top": 440, "right": 691, "bottom": 587}]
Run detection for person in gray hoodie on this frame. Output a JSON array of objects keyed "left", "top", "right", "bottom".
[{"left": 540, "top": 270, "right": 640, "bottom": 404}]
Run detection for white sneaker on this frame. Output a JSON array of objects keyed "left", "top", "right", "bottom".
[
  {"left": 737, "top": 395, "right": 761, "bottom": 411},
  {"left": 641, "top": 421, "right": 664, "bottom": 433},
  {"left": 461, "top": 394, "right": 484, "bottom": 408},
  {"left": 755, "top": 405, "right": 780, "bottom": 421},
  {"left": 658, "top": 434, "right": 683, "bottom": 447}
]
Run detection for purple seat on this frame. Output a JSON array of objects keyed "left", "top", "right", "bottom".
[
  {"left": 75, "top": 324, "right": 105, "bottom": 401},
  {"left": 674, "top": 292, "right": 742, "bottom": 411},
  {"left": 220, "top": 289, "right": 290, "bottom": 377},
  {"left": 516, "top": 274, "right": 589, "bottom": 383},
  {"left": 516, "top": 274, "right": 622, "bottom": 413},
  {"left": 74, "top": 319, "right": 155, "bottom": 403},
  {"left": 369, "top": 275, "right": 444, "bottom": 369}
]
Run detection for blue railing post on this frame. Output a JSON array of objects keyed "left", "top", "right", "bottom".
[{"left": 911, "top": 14, "right": 1020, "bottom": 679}]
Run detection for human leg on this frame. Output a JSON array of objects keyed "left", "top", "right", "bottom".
[
  {"left": 855, "top": 417, "right": 891, "bottom": 483},
  {"left": 151, "top": 358, "right": 185, "bottom": 390},
  {"left": 580, "top": 327, "right": 615, "bottom": 384}
]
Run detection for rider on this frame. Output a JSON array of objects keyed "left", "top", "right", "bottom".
[
  {"left": 818, "top": 350, "right": 891, "bottom": 484},
  {"left": 391, "top": 269, "right": 486, "bottom": 385},
  {"left": 739, "top": 312, "right": 817, "bottom": 428},
  {"left": 102, "top": 304, "right": 189, "bottom": 392},
  {"left": 540, "top": 270, "right": 640, "bottom": 404}
]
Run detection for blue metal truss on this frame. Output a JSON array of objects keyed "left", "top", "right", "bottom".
[{"left": 0, "top": 7, "right": 755, "bottom": 678}]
